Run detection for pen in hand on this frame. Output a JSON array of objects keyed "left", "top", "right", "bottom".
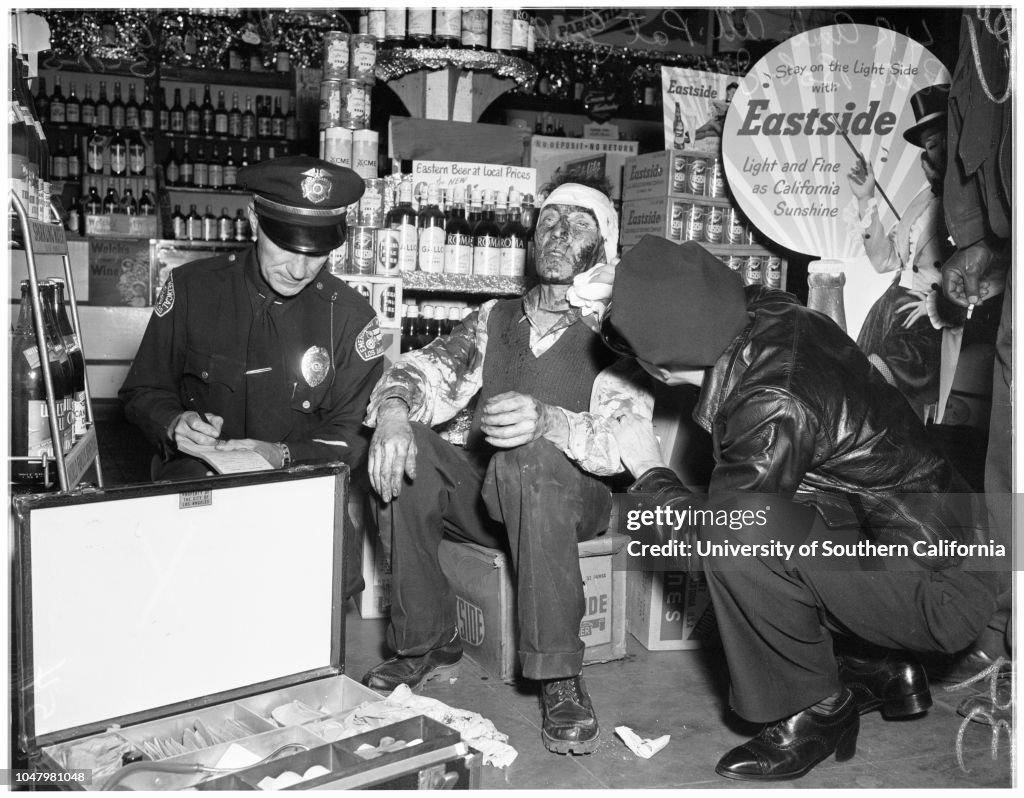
[{"left": 187, "top": 393, "right": 224, "bottom": 441}]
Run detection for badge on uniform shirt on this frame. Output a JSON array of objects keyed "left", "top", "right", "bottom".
[
  {"left": 154, "top": 273, "right": 175, "bottom": 317},
  {"left": 301, "top": 345, "right": 331, "bottom": 387},
  {"left": 300, "top": 168, "right": 331, "bottom": 205},
  {"left": 355, "top": 317, "right": 385, "bottom": 361}
]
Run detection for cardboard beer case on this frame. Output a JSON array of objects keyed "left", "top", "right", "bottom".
[{"left": 12, "top": 464, "right": 480, "bottom": 790}]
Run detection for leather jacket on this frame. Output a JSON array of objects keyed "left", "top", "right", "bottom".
[{"left": 630, "top": 286, "right": 974, "bottom": 570}]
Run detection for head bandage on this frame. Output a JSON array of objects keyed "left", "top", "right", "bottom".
[{"left": 539, "top": 184, "right": 619, "bottom": 263}]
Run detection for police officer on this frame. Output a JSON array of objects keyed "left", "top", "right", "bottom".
[{"left": 120, "top": 156, "right": 384, "bottom": 480}]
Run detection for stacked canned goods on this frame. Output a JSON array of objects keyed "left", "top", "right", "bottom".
[{"left": 319, "top": 30, "right": 379, "bottom": 183}]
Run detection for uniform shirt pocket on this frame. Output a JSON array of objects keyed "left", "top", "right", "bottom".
[{"left": 184, "top": 347, "right": 244, "bottom": 393}]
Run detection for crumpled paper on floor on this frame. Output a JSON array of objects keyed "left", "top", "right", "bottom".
[
  {"left": 317, "top": 684, "right": 517, "bottom": 768},
  {"left": 615, "top": 725, "right": 670, "bottom": 759}
]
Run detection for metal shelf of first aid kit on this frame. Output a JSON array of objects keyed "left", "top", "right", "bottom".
[{"left": 10, "top": 191, "right": 104, "bottom": 493}]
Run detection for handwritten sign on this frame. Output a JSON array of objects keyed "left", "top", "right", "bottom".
[{"left": 722, "top": 24, "right": 948, "bottom": 259}]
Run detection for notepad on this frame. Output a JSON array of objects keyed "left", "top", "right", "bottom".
[{"left": 177, "top": 439, "right": 274, "bottom": 474}]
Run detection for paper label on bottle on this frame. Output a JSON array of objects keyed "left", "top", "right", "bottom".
[
  {"left": 445, "top": 237, "right": 473, "bottom": 275},
  {"left": 473, "top": 240, "right": 501, "bottom": 276},
  {"left": 396, "top": 223, "right": 418, "bottom": 270},
  {"left": 418, "top": 227, "right": 446, "bottom": 273},
  {"left": 499, "top": 241, "right": 526, "bottom": 277}
]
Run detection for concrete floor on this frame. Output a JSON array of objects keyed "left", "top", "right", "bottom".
[
  {"left": 93, "top": 415, "right": 1015, "bottom": 789},
  {"left": 345, "top": 608, "right": 1014, "bottom": 790}
]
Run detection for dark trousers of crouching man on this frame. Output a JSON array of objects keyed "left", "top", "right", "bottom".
[{"left": 375, "top": 424, "right": 612, "bottom": 744}]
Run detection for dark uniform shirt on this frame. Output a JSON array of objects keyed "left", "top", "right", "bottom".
[{"left": 120, "top": 248, "right": 384, "bottom": 469}]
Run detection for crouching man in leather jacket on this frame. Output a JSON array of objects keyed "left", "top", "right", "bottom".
[{"left": 601, "top": 236, "right": 1001, "bottom": 782}]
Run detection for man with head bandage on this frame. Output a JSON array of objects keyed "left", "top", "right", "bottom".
[{"left": 360, "top": 178, "right": 653, "bottom": 755}]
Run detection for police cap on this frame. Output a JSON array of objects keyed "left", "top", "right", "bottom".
[{"left": 239, "top": 155, "right": 365, "bottom": 255}]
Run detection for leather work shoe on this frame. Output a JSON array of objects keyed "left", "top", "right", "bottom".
[
  {"left": 927, "top": 647, "right": 1011, "bottom": 685},
  {"left": 361, "top": 631, "right": 462, "bottom": 692},
  {"left": 838, "top": 652, "right": 932, "bottom": 718},
  {"left": 956, "top": 672, "right": 1013, "bottom": 727},
  {"left": 715, "top": 687, "right": 859, "bottom": 781},
  {"left": 540, "top": 675, "right": 600, "bottom": 754}
]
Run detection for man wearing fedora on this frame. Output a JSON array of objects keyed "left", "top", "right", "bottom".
[
  {"left": 845, "top": 84, "right": 951, "bottom": 419},
  {"left": 602, "top": 235, "right": 1001, "bottom": 781},
  {"left": 121, "top": 156, "right": 384, "bottom": 480}
]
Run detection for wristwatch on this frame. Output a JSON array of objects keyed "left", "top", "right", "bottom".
[{"left": 278, "top": 442, "right": 292, "bottom": 468}]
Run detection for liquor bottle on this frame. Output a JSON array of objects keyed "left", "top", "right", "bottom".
[
  {"left": 139, "top": 187, "right": 156, "bottom": 216},
  {"left": 271, "top": 96, "right": 286, "bottom": 140},
  {"left": 388, "top": 179, "right": 419, "bottom": 272},
  {"left": 673, "top": 101, "right": 690, "bottom": 149},
  {"left": 284, "top": 95, "right": 298, "bottom": 141},
  {"left": 399, "top": 303, "right": 418, "bottom": 353},
  {"left": 461, "top": 9, "right": 488, "bottom": 49},
  {"left": 95, "top": 80, "right": 111, "bottom": 128},
  {"left": 443, "top": 185, "right": 473, "bottom": 275},
  {"left": 256, "top": 95, "right": 272, "bottom": 138},
  {"left": 228, "top": 91, "right": 242, "bottom": 138},
  {"left": 65, "top": 80, "right": 81, "bottom": 124},
  {"left": 214, "top": 90, "right": 229, "bottom": 136},
  {"left": 193, "top": 143, "right": 209, "bottom": 188},
  {"left": 200, "top": 84, "right": 215, "bottom": 136},
  {"left": 66, "top": 191, "right": 84, "bottom": 235},
  {"left": 51, "top": 138, "right": 69, "bottom": 180},
  {"left": 86, "top": 127, "right": 105, "bottom": 175},
  {"left": 473, "top": 191, "right": 502, "bottom": 276},
  {"left": 109, "top": 128, "right": 127, "bottom": 176},
  {"left": 110, "top": 81, "right": 125, "bottom": 129},
  {"left": 49, "top": 279, "right": 87, "bottom": 439},
  {"left": 171, "top": 204, "right": 186, "bottom": 239},
  {"left": 103, "top": 185, "right": 121, "bottom": 214},
  {"left": 120, "top": 186, "right": 138, "bottom": 215},
  {"left": 384, "top": 7, "right": 407, "bottom": 46},
  {"left": 128, "top": 131, "right": 146, "bottom": 176},
  {"left": 186, "top": 204, "right": 202, "bottom": 240},
  {"left": 499, "top": 188, "right": 528, "bottom": 277},
  {"left": 520, "top": 192, "right": 536, "bottom": 268},
  {"left": 434, "top": 8, "right": 461, "bottom": 47},
  {"left": 366, "top": 8, "right": 386, "bottom": 41},
  {"left": 180, "top": 140, "right": 194, "bottom": 186},
  {"left": 241, "top": 94, "right": 256, "bottom": 140},
  {"left": 84, "top": 185, "right": 103, "bottom": 215},
  {"left": 494, "top": 192, "right": 508, "bottom": 227},
  {"left": 467, "top": 186, "right": 482, "bottom": 237},
  {"left": 407, "top": 8, "right": 432, "bottom": 46},
  {"left": 81, "top": 83, "right": 96, "bottom": 127},
  {"left": 234, "top": 207, "right": 251, "bottom": 241},
  {"left": 185, "top": 87, "right": 201, "bottom": 135},
  {"left": 157, "top": 88, "right": 169, "bottom": 131},
  {"left": 202, "top": 204, "right": 217, "bottom": 241},
  {"left": 125, "top": 83, "right": 140, "bottom": 129},
  {"left": 10, "top": 281, "right": 68, "bottom": 487},
  {"left": 208, "top": 145, "right": 223, "bottom": 188},
  {"left": 140, "top": 86, "right": 155, "bottom": 132},
  {"left": 67, "top": 133, "right": 81, "bottom": 180},
  {"left": 34, "top": 76, "right": 49, "bottom": 122},
  {"left": 49, "top": 75, "right": 66, "bottom": 124},
  {"left": 223, "top": 146, "right": 238, "bottom": 187},
  {"left": 417, "top": 305, "right": 438, "bottom": 348},
  {"left": 490, "top": 9, "right": 512, "bottom": 53},
  {"left": 418, "top": 183, "right": 446, "bottom": 273},
  {"left": 217, "top": 207, "right": 233, "bottom": 241},
  {"left": 164, "top": 145, "right": 181, "bottom": 186},
  {"left": 169, "top": 88, "right": 185, "bottom": 134},
  {"left": 511, "top": 10, "right": 531, "bottom": 52}
]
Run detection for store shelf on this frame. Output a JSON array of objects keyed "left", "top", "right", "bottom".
[
  {"left": 160, "top": 66, "right": 293, "bottom": 90},
  {"left": 499, "top": 93, "right": 663, "bottom": 123},
  {"left": 164, "top": 186, "right": 248, "bottom": 196},
  {"left": 400, "top": 271, "right": 526, "bottom": 296}
]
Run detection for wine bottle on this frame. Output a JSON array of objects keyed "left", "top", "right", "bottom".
[
  {"left": 65, "top": 80, "right": 81, "bottom": 124},
  {"left": 95, "top": 80, "right": 111, "bottom": 128},
  {"left": 417, "top": 182, "right": 446, "bottom": 273},
  {"left": 120, "top": 186, "right": 138, "bottom": 215},
  {"left": 139, "top": 187, "right": 156, "bottom": 216},
  {"left": 171, "top": 204, "right": 186, "bottom": 239},
  {"left": 200, "top": 84, "right": 215, "bottom": 136},
  {"left": 34, "top": 76, "right": 50, "bottom": 122},
  {"left": 389, "top": 179, "right": 419, "bottom": 272},
  {"left": 193, "top": 143, "right": 209, "bottom": 188},
  {"left": 49, "top": 75, "right": 66, "bottom": 124},
  {"left": 80, "top": 83, "right": 96, "bottom": 126},
  {"left": 169, "top": 88, "right": 185, "bottom": 134},
  {"left": 125, "top": 83, "right": 140, "bottom": 129},
  {"left": 109, "top": 128, "right": 127, "bottom": 176},
  {"left": 103, "top": 185, "right": 121, "bottom": 214},
  {"left": 271, "top": 96, "right": 286, "bottom": 140},
  {"left": 164, "top": 145, "right": 181, "bottom": 186},
  {"left": 67, "top": 133, "right": 81, "bottom": 180},
  {"left": 49, "top": 279, "right": 87, "bottom": 439},
  {"left": 241, "top": 94, "right": 256, "bottom": 140},
  {"left": 184, "top": 87, "right": 200, "bottom": 135},
  {"left": 472, "top": 190, "right": 501, "bottom": 276},
  {"left": 86, "top": 127, "right": 105, "bottom": 175},
  {"left": 434, "top": 9, "right": 461, "bottom": 48},
  {"left": 202, "top": 204, "right": 217, "bottom": 241},
  {"left": 208, "top": 145, "right": 223, "bottom": 189},
  {"left": 127, "top": 131, "right": 146, "bottom": 176},
  {"left": 110, "top": 80, "right": 125, "bottom": 130},
  {"left": 499, "top": 188, "right": 528, "bottom": 277},
  {"left": 214, "top": 89, "right": 229, "bottom": 136},
  {"left": 217, "top": 207, "right": 233, "bottom": 241},
  {"left": 140, "top": 86, "right": 155, "bottom": 132},
  {"left": 228, "top": 91, "right": 242, "bottom": 138},
  {"left": 180, "top": 140, "right": 194, "bottom": 186},
  {"left": 443, "top": 184, "right": 473, "bottom": 275},
  {"left": 186, "top": 203, "right": 202, "bottom": 240}
]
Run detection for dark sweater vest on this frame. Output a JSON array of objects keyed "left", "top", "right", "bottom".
[{"left": 468, "top": 298, "right": 619, "bottom": 450}]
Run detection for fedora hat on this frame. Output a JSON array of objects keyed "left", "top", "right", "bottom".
[{"left": 902, "top": 84, "right": 950, "bottom": 146}]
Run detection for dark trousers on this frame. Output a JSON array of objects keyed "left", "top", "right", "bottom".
[
  {"left": 702, "top": 503, "right": 998, "bottom": 723},
  {"left": 375, "top": 423, "right": 612, "bottom": 680}
]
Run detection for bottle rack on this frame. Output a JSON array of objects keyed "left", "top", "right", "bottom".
[{"left": 9, "top": 191, "right": 104, "bottom": 493}]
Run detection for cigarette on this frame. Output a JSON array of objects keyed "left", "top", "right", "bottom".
[{"left": 967, "top": 303, "right": 975, "bottom": 320}]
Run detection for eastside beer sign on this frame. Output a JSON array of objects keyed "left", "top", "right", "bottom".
[{"left": 723, "top": 24, "right": 949, "bottom": 259}]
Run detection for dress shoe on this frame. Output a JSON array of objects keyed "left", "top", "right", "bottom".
[
  {"left": 927, "top": 647, "right": 1010, "bottom": 685},
  {"left": 838, "top": 652, "right": 932, "bottom": 717},
  {"left": 540, "top": 675, "right": 600, "bottom": 755},
  {"left": 361, "top": 631, "right": 462, "bottom": 692},
  {"left": 715, "top": 687, "right": 859, "bottom": 781}
]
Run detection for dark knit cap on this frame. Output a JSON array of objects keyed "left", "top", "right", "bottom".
[
  {"left": 605, "top": 236, "right": 750, "bottom": 369},
  {"left": 239, "top": 155, "right": 364, "bottom": 254}
]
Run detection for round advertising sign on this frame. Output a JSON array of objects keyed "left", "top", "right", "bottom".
[{"left": 722, "top": 24, "right": 949, "bottom": 259}]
